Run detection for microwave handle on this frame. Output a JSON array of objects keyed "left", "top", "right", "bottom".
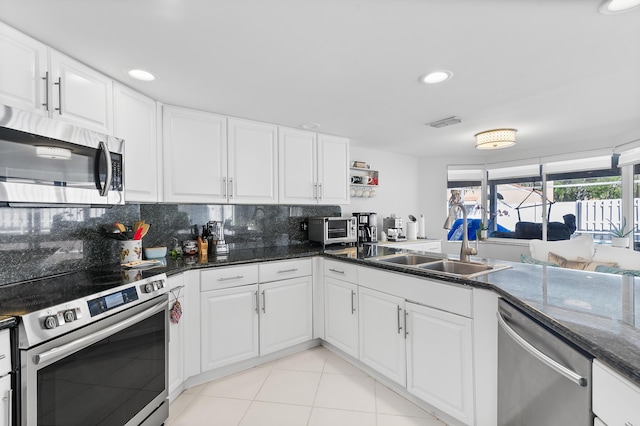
[{"left": 95, "top": 141, "right": 113, "bottom": 196}]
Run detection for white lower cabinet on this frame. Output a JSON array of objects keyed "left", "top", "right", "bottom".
[
  {"left": 199, "top": 260, "right": 313, "bottom": 373},
  {"left": 593, "top": 359, "right": 640, "bottom": 426},
  {"left": 358, "top": 287, "right": 406, "bottom": 387},
  {"left": 0, "top": 374, "right": 10, "bottom": 426},
  {"left": 324, "top": 276, "right": 359, "bottom": 358},
  {"left": 259, "top": 277, "right": 313, "bottom": 355},
  {"left": 405, "top": 302, "right": 474, "bottom": 425},
  {"left": 167, "top": 274, "right": 186, "bottom": 397},
  {"left": 201, "top": 284, "right": 260, "bottom": 371}
]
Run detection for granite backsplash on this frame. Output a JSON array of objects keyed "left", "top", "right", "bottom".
[{"left": 0, "top": 203, "right": 340, "bottom": 285}]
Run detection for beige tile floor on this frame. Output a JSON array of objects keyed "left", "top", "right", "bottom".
[{"left": 167, "top": 346, "right": 448, "bottom": 426}]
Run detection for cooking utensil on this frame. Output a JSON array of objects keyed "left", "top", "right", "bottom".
[
  {"left": 133, "top": 227, "right": 144, "bottom": 240},
  {"left": 103, "top": 224, "right": 128, "bottom": 240},
  {"left": 134, "top": 220, "right": 145, "bottom": 232},
  {"left": 114, "top": 222, "right": 126, "bottom": 232},
  {"left": 139, "top": 223, "right": 150, "bottom": 239}
]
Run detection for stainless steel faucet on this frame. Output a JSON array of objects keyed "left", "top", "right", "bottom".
[{"left": 443, "top": 202, "right": 477, "bottom": 262}]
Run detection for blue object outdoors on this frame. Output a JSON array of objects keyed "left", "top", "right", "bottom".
[{"left": 447, "top": 219, "right": 511, "bottom": 241}]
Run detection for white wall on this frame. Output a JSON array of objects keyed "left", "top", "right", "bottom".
[{"left": 342, "top": 146, "right": 420, "bottom": 231}]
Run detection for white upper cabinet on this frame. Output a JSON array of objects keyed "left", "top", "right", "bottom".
[
  {"left": 0, "top": 22, "right": 113, "bottom": 134},
  {"left": 279, "top": 127, "right": 350, "bottom": 205},
  {"left": 113, "top": 83, "right": 159, "bottom": 203},
  {"left": 317, "top": 133, "right": 350, "bottom": 204},
  {"left": 162, "top": 105, "right": 227, "bottom": 203},
  {"left": 0, "top": 21, "right": 48, "bottom": 115},
  {"left": 49, "top": 51, "right": 113, "bottom": 134},
  {"left": 227, "top": 118, "right": 279, "bottom": 204}
]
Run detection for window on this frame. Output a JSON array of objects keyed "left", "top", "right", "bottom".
[
  {"left": 446, "top": 166, "right": 483, "bottom": 241},
  {"left": 634, "top": 163, "right": 640, "bottom": 251}
]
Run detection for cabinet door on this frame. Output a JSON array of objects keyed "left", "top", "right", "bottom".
[
  {"left": 324, "top": 277, "right": 359, "bottom": 357},
  {"left": 49, "top": 51, "right": 113, "bottom": 134},
  {"left": 260, "top": 277, "right": 313, "bottom": 355},
  {"left": 317, "top": 134, "right": 350, "bottom": 205},
  {"left": 167, "top": 274, "right": 185, "bottom": 397},
  {"left": 278, "top": 127, "right": 317, "bottom": 204},
  {"left": 359, "top": 287, "right": 406, "bottom": 386},
  {"left": 163, "top": 105, "right": 227, "bottom": 203},
  {"left": 228, "top": 118, "right": 278, "bottom": 204},
  {"left": 113, "top": 83, "right": 159, "bottom": 202},
  {"left": 0, "top": 22, "right": 48, "bottom": 115},
  {"left": 405, "top": 302, "right": 474, "bottom": 425},
  {"left": 0, "top": 374, "right": 10, "bottom": 426},
  {"left": 201, "top": 284, "right": 259, "bottom": 371}
]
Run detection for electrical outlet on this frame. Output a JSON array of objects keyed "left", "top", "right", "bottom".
[{"left": 300, "top": 221, "right": 308, "bottom": 231}]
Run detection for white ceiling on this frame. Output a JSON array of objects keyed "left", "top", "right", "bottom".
[{"left": 1, "top": 0, "right": 639, "bottom": 161}]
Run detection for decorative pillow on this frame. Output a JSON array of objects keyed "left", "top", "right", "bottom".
[
  {"left": 577, "top": 257, "right": 618, "bottom": 272},
  {"left": 520, "top": 254, "right": 560, "bottom": 267},
  {"left": 592, "top": 245, "right": 640, "bottom": 270},
  {"left": 548, "top": 252, "right": 588, "bottom": 270},
  {"left": 529, "top": 234, "right": 595, "bottom": 263},
  {"left": 594, "top": 265, "right": 640, "bottom": 276}
]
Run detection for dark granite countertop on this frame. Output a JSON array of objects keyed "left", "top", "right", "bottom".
[{"left": 2, "top": 242, "right": 638, "bottom": 389}]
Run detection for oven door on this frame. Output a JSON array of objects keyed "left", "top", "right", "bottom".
[{"left": 21, "top": 295, "right": 168, "bottom": 426}]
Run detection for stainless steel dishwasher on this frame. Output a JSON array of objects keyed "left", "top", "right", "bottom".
[{"left": 497, "top": 298, "right": 593, "bottom": 425}]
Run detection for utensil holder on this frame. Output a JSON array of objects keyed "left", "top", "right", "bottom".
[{"left": 120, "top": 240, "right": 142, "bottom": 264}]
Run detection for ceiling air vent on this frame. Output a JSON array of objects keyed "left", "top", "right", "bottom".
[{"left": 427, "top": 116, "right": 462, "bottom": 128}]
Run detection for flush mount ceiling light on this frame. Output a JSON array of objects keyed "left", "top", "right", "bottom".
[
  {"left": 300, "top": 123, "right": 321, "bottom": 130},
  {"left": 420, "top": 70, "right": 453, "bottom": 84},
  {"left": 127, "top": 69, "right": 156, "bottom": 81},
  {"left": 599, "top": 0, "right": 640, "bottom": 13},
  {"left": 475, "top": 128, "right": 517, "bottom": 150},
  {"left": 36, "top": 146, "right": 72, "bottom": 160}
]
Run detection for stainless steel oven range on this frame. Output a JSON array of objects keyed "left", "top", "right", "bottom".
[{"left": 0, "top": 269, "right": 169, "bottom": 426}]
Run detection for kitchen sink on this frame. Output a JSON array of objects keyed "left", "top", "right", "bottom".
[
  {"left": 368, "top": 253, "right": 510, "bottom": 279},
  {"left": 374, "top": 253, "right": 444, "bottom": 265}
]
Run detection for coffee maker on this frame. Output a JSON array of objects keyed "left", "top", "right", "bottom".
[
  {"left": 203, "top": 220, "right": 229, "bottom": 255},
  {"left": 352, "top": 212, "right": 378, "bottom": 244},
  {"left": 383, "top": 216, "right": 406, "bottom": 241}
]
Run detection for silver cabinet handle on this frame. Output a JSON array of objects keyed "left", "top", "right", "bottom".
[
  {"left": 397, "top": 306, "right": 402, "bottom": 334},
  {"left": 42, "top": 71, "right": 49, "bottom": 110},
  {"left": 0, "top": 354, "right": 5, "bottom": 361},
  {"left": 35, "top": 299, "right": 166, "bottom": 365},
  {"left": 222, "top": 177, "right": 227, "bottom": 198},
  {"left": 54, "top": 76, "right": 62, "bottom": 114},
  {"left": 261, "top": 291, "right": 266, "bottom": 313},
  {"left": 318, "top": 183, "right": 323, "bottom": 200},
  {"left": 229, "top": 177, "right": 234, "bottom": 198},
  {"left": 351, "top": 290, "right": 356, "bottom": 314},
  {"left": 255, "top": 291, "right": 259, "bottom": 314},
  {"left": 404, "top": 310, "right": 409, "bottom": 339},
  {"left": 313, "top": 183, "right": 317, "bottom": 200},
  {"left": 625, "top": 423, "right": 634, "bottom": 426},
  {"left": 2, "top": 389, "right": 11, "bottom": 426},
  {"left": 497, "top": 311, "right": 587, "bottom": 387},
  {"left": 96, "top": 141, "right": 112, "bottom": 197},
  {"left": 328, "top": 268, "right": 345, "bottom": 274},
  {"left": 278, "top": 268, "right": 298, "bottom": 274},
  {"left": 217, "top": 275, "right": 244, "bottom": 282}
]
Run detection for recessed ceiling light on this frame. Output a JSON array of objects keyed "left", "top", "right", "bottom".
[
  {"left": 127, "top": 69, "right": 156, "bottom": 81},
  {"left": 599, "top": 0, "right": 640, "bottom": 13},
  {"left": 420, "top": 70, "right": 453, "bottom": 84},
  {"left": 300, "top": 123, "right": 321, "bottom": 130}
]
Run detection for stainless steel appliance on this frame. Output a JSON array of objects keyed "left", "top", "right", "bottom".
[
  {"left": 353, "top": 212, "right": 377, "bottom": 243},
  {"left": 382, "top": 217, "right": 406, "bottom": 241},
  {"left": 203, "top": 220, "right": 229, "bottom": 255},
  {"left": 308, "top": 216, "right": 357, "bottom": 247},
  {"left": 0, "top": 270, "right": 169, "bottom": 426},
  {"left": 0, "top": 103, "right": 125, "bottom": 206},
  {"left": 497, "top": 298, "right": 592, "bottom": 425}
]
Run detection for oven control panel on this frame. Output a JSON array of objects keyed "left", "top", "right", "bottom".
[
  {"left": 87, "top": 286, "right": 139, "bottom": 317},
  {"left": 43, "top": 307, "right": 83, "bottom": 329}
]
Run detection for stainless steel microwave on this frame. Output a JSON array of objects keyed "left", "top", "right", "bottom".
[
  {"left": 0, "top": 104, "right": 124, "bottom": 206},
  {"left": 308, "top": 216, "right": 357, "bottom": 246}
]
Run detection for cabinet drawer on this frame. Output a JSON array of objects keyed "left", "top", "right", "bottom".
[
  {"left": 324, "top": 259, "right": 358, "bottom": 283},
  {"left": 593, "top": 360, "right": 640, "bottom": 426},
  {"left": 0, "top": 330, "right": 10, "bottom": 375},
  {"left": 259, "top": 259, "right": 312, "bottom": 283},
  {"left": 200, "top": 265, "right": 259, "bottom": 291}
]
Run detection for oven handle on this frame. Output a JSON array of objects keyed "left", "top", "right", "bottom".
[
  {"left": 34, "top": 300, "right": 167, "bottom": 366},
  {"left": 497, "top": 311, "right": 588, "bottom": 387}
]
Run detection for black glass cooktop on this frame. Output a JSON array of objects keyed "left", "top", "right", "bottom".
[{"left": 0, "top": 267, "right": 167, "bottom": 317}]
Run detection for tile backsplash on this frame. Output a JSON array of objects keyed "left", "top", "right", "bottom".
[{"left": 0, "top": 203, "right": 340, "bottom": 285}]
